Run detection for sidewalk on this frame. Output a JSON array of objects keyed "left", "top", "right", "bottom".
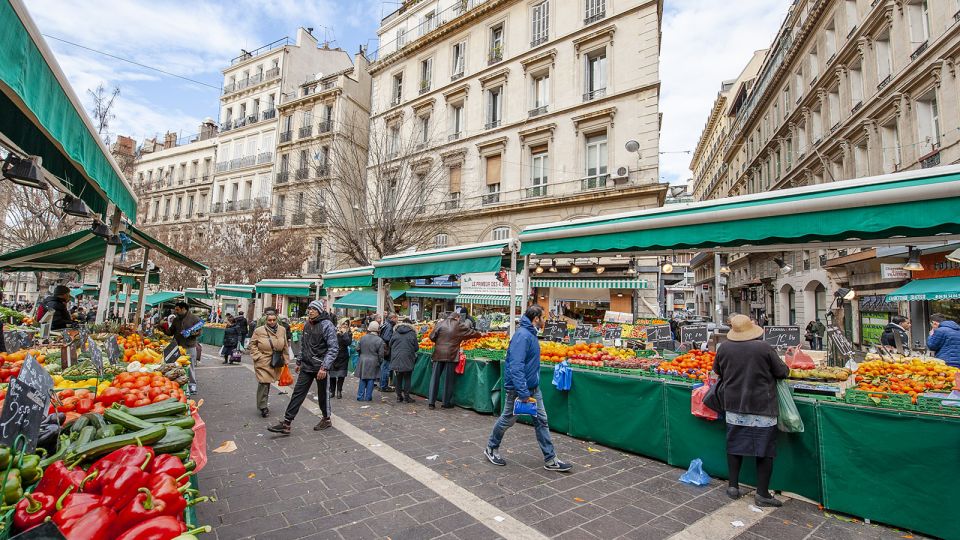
[{"left": 193, "top": 355, "right": 928, "bottom": 539}]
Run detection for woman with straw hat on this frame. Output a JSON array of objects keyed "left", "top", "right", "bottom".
[{"left": 713, "top": 314, "right": 790, "bottom": 507}]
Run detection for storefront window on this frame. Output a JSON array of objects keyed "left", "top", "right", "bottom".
[{"left": 929, "top": 300, "right": 960, "bottom": 323}]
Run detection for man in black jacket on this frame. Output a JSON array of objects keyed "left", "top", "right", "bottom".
[
  {"left": 37, "top": 286, "right": 74, "bottom": 331},
  {"left": 164, "top": 302, "right": 203, "bottom": 395},
  {"left": 269, "top": 300, "right": 339, "bottom": 434},
  {"left": 235, "top": 311, "right": 250, "bottom": 346},
  {"left": 880, "top": 315, "right": 911, "bottom": 351},
  {"left": 378, "top": 312, "right": 397, "bottom": 392}
]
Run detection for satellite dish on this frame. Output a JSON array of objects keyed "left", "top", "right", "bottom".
[
  {"left": 616, "top": 166, "right": 628, "bottom": 177},
  {"left": 625, "top": 140, "right": 640, "bottom": 153}
]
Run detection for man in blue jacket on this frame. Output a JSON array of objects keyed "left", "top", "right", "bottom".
[
  {"left": 927, "top": 313, "right": 960, "bottom": 367},
  {"left": 484, "top": 305, "right": 571, "bottom": 472}
]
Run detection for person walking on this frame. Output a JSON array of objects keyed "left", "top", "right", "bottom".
[
  {"left": 221, "top": 315, "right": 240, "bottom": 365},
  {"left": 235, "top": 310, "right": 250, "bottom": 346},
  {"left": 484, "top": 305, "right": 572, "bottom": 472},
  {"left": 162, "top": 301, "right": 203, "bottom": 395},
  {"left": 713, "top": 314, "right": 790, "bottom": 507},
  {"left": 378, "top": 313, "right": 397, "bottom": 392},
  {"left": 329, "top": 320, "right": 352, "bottom": 399},
  {"left": 927, "top": 313, "right": 960, "bottom": 367},
  {"left": 248, "top": 312, "right": 289, "bottom": 418},
  {"left": 389, "top": 318, "right": 420, "bottom": 403},
  {"left": 355, "top": 322, "right": 385, "bottom": 401},
  {"left": 268, "top": 300, "right": 339, "bottom": 434},
  {"left": 37, "top": 286, "right": 73, "bottom": 330},
  {"left": 804, "top": 320, "right": 825, "bottom": 350},
  {"left": 427, "top": 312, "right": 481, "bottom": 409}
]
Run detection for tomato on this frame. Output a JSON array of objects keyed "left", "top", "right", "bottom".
[
  {"left": 98, "top": 387, "right": 122, "bottom": 405},
  {"left": 76, "top": 398, "right": 94, "bottom": 414},
  {"left": 124, "top": 394, "right": 139, "bottom": 408},
  {"left": 59, "top": 397, "right": 79, "bottom": 412},
  {"left": 120, "top": 382, "right": 136, "bottom": 390},
  {"left": 133, "top": 398, "right": 151, "bottom": 407},
  {"left": 74, "top": 389, "right": 92, "bottom": 399},
  {"left": 59, "top": 389, "right": 75, "bottom": 399},
  {"left": 135, "top": 376, "right": 151, "bottom": 387},
  {"left": 152, "top": 394, "right": 170, "bottom": 403}
]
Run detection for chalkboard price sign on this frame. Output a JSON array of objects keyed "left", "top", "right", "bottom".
[
  {"left": 10, "top": 520, "right": 67, "bottom": 539},
  {"left": 763, "top": 326, "right": 802, "bottom": 349},
  {"left": 163, "top": 341, "right": 180, "bottom": 364},
  {"left": 3, "top": 331, "right": 23, "bottom": 354},
  {"left": 87, "top": 338, "right": 104, "bottom": 377},
  {"left": 19, "top": 355, "right": 53, "bottom": 398},
  {"left": 645, "top": 324, "right": 675, "bottom": 350},
  {"left": 603, "top": 326, "right": 622, "bottom": 340},
  {"left": 476, "top": 317, "right": 491, "bottom": 333},
  {"left": 542, "top": 320, "right": 567, "bottom": 342},
  {"left": 0, "top": 355, "right": 53, "bottom": 452},
  {"left": 573, "top": 324, "right": 591, "bottom": 340},
  {"left": 680, "top": 324, "right": 709, "bottom": 347},
  {"left": 105, "top": 335, "right": 122, "bottom": 365}
]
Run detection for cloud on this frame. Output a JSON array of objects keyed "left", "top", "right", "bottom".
[{"left": 660, "top": 0, "right": 786, "bottom": 185}]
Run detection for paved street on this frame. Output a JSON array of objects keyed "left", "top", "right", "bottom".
[{"left": 194, "top": 355, "right": 925, "bottom": 540}]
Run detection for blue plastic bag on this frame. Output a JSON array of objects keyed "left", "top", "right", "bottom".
[
  {"left": 552, "top": 360, "right": 572, "bottom": 391},
  {"left": 514, "top": 398, "right": 538, "bottom": 416},
  {"left": 679, "top": 458, "right": 712, "bottom": 486}
]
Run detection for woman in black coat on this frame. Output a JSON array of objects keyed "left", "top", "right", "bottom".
[
  {"left": 713, "top": 314, "right": 790, "bottom": 507},
  {"left": 329, "top": 320, "right": 352, "bottom": 399},
  {"left": 389, "top": 319, "right": 420, "bottom": 403},
  {"left": 222, "top": 315, "right": 240, "bottom": 365}
]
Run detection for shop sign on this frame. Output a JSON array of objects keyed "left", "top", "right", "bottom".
[
  {"left": 880, "top": 264, "right": 911, "bottom": 280},
  {"left": 911, "top": 253, "right": 960, "bottom": 280},
  {"left": 413, "top": 275, "right": 458, "bottom": 287},
  {"left": 749, "top": 286, "right": 765, "bottom": 309},
  {"left": 858, "top": 295, "right": 898, "bottom": 312},
  {"left": 460, "top": 273, "right": 525, "bottom": 296},
  {"left": 860, "top": 311, "right": 889, "bottom": 346}
]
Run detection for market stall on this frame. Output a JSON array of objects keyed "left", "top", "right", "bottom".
[{"left": 255, "top": 278, "right": 322, "bottom": 319}]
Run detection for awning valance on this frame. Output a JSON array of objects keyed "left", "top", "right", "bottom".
[
  {"left": 333, "top": 289, "right": 405, "bottom": 310},
  {"left": 255, "top": 279, "right": 316, "bottom": 297},
  {"left": 184, "top": 287, "right": 213, "bottom": 300},
  {"left": 531, "top": 278, "right": 649, "bottom": 289},
  {"left": 455, "top": 294, "right": 522, "bottom": 306},
  {"left": 885, "top": 277, "right": 960, "bottom": 302},
  {"left": 215, "top": 284, "right": 256, "bottom": 299},
  {"left": 519, "top": 166, "right": 960, "bottom": 256},
  {"left": 374, "top": 241, "right": 510, "bottom": 279},
  {"left": 0, "top": 0, "right": 138, "bottom": 220},
  {"left": 404, "top": 287, "right": 461, "bottom": 299},
  {"left": 109, "top": 291, "right": 183, "bottom": 308},
  {"left": 322, "top": 266, "right": 374, "bottom": 289}
]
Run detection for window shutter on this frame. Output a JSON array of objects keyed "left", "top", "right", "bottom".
[
  {"left": 530, "top": 143, "right": 548, "bottom": 155},
  {"left": 486, "top": 155, "right": 502, "bottom": 185},
  {"left": 449, "top": 166, "right": 461, "bottom": 193}
]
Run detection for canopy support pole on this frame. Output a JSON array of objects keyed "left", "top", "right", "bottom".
[
  {"left": 135, "top": 248, "right": 151, "bottom": 325},
  {"left": 122, "top": 282, "right": 132, "bottom": 322},
  {"left": 95, "top": 204, "right": 120, "bottom": 324},
  {"left": 522, "top": 254, "right": 531, "bottom": 312},
  {"left": 713, "top": 253, "right": 722, "bottom": 324},
  {"left": 509, "top": 241, "right": 518, "bottom": 337},
  {"left": 376, "top": 278, "right": 385, "bottom": 314}
]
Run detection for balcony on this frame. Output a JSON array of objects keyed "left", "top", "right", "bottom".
[
  {"left": 583, "top": 88, "right": 606, "bottom": 102},
  {"left": 531, "top": 34, "right": 548, "bottom": 47},
  {"left": 312, "top": 209, "right": 327, "bottom": 224},
  {"left": 419, "top": 80, "right": 431, "bottom": 95},
  {"left": 851, "top": 101, "right": 863, "bottom": 115},
  {"left": 448, "top": 132, "right": 462, "bottom": 141},
  {"left": 216, "top": 162, "right": 229, "bottom": 173},
  {"left": 451, "top": 70, "right": 464, "bottom": 82},
  {"left": 485, "top": 119, "right": 501, "bottom": 130},
  {"left": 222, "top": 82, "right": 235, "bottom": 95},
  {"left": 525, "top": 184, "right": 548, "bottom": 198},
  {"left": 307, "top": 262, "right": 325, "bottom": 275},
  {"left": 240, "top": 155, "right": 256, "bottom": 168},
  {"left": 272, "top": 214, "right": 286, "bottom": 226},
  {"left": 202, "top": 175, "right": 209, "bottom": 183},
  {"left": 920, "top": 150, "right": 941, "bottom": 169},
  {"left": 276, "top": 171, "right": 289, "bottom": 184},
  {"left": 211, "top": 202, "right": 223, "bottom": 213},
  {"left": 911, "top": 40, "right": 928, "bottom": 61},
  {"left": 481, "top": 192, "right": 500, "bottom": 205},
  {"left": 188, "top": 176, "right": 197, "bottom": 184},
  {"left": 280, "top": 130, "right": 292, "bottom": 144},
  {"left": 291, "top": 212, "right": 306, "bottom": 226},
  {"left": 318, "top": 120, "right": 332, "bottom": 133},
  {"left": 581, "top": 174, "right": 609, "bottom": 190},
  {"left": 185, "top": 211, "right": 193, "bottom": 219},
  {"left": 196, "top": 211, "right": 205, "bottom": 218},
  {"left": 295, "top": 167, "right": 309, "bottom": 180},
  {"left": 177, "top": 177, "right": 184, "bottom": 186},
  {"left": 487, "top": 49, "right": 503, "bottom": 65},
  {"left": 229, "top": 158, "right": 242, "bottom": 170},
  {"left": 173, "top": 213, "right": 181, "bottom": 220},
  {"left": 258, "top": 152, "right": 273, "bottom": 164},
  {"left": 162, "top": 214, "right": 169, "bottom": 221},
  {"left": 233, "top": 117, "right": 247, "bottom": 129},
  {"left": 262, "top": 109, "right": 276, "bottom": 121},
  {"left": 585, "top": 7, "right": 605, "bottom": 24},
  {"left": 224, "top": 201, "right": 236, "bottom": 212},
  {"left": 528, "top": 105, "right": 548, "bottom": 118},
  {"left": 265, "top": 67, "right": 280, "bottom": 79},
  {"left": 220, "top": 121, "right": 232, "bottom": 132},
  {"left": 444, "top": 198, "right": 460, "bottom": 210},
  {"left": 391, "top": 96, "right": 402, "bottom": 107},
  {"left": 315, "top": 165, "right": 330, "bottom": 177},
  {"left": 299, "top": 125, "right": 313, "bottom": 138},
  {"left": 877, "top": 74, "right": 892, "bottom": 90}
]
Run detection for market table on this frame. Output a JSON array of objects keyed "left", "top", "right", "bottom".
[
  {"left": 410, "top": 351, "right": 500, "bottom": 414},
  {"left": 198, "top": 326, "right": 224, "bottom": 346}
]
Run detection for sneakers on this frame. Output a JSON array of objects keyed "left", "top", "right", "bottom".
[
  {"left": 267, "top": 420, "right": 291, "bottom": 435},
  {"left": 484, "top": 447, "right": 506, "bottom": 466},
  {"left": 726, "top": 487, "right": 742, "bottom": 500},
  {"left": 260, "top": 408, "right": 269, "bottom": 418},
  {"left": 404, "top": 396, "right": 416, "bottom": 403},
  {"left": 381, "top": 386, "right": 395, "bottom": 393},
  {"left": 428, "top": 404, "right": 436, "bottom": 410},
  {"left": 313, "top": 418, "right": 332, "bottom": 431},
  {"left": 544, "top": 458, "right": 572, "bottom": 472}
]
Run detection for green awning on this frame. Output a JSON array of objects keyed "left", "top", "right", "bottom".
[
  {"left": 215, "top": 284, "right": 256, "bottom": 299},
  {"left": 885, "top": 277, "right": 960, "bottom": 302},
  {"left": 519, "top": 167, "right": 960, "bottom": 256},
  {"left": 531, "top": 278, "right": 649, "bottom": 289},
  {"left": 69, "top": 287, "right": 82, "bottom": 297},
  {"left": 404, "top": 287, "right": 461, "bottom": 299},
  {"left": 455, "top": 294, "right": 522, "bottom": 306},
  {"left": 125, "top": 225, "right": 206, "bottom": 272},
  {"left": 184, "top": 287, "right": 213, "bottom": 300},
  {"left": 255, "top": 279, "right": 317, "bottom": 296},
  {"left": 77, "top": 282, "right": 117, "bottom": 295},
  {"left": 0, "top": 230, "right": 140, "bottom": 272},
  {"left": 109, "top": 291, "right": 183, "bottom": 308},
  {"left": 373, "top": 241, "right": 510, "bottom": 279},
  {"left": 119, "top": 273, "right": 160, "bottom": 287},
  {"left": 322, "top": 266, "right": 374, "bottom": 289},
  {"left": 0, "top": 0, "right": 137, "bottom": 220},
  {"left": 333, "top": 289, "right": 404, "bottom": 310}
]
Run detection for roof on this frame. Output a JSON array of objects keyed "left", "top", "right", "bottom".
[
  {"left": 322, "top": 266, "right": 374, "bottom": 289},
  {"left": 373, "top": 240, "right": 510, "bottom": 280}
]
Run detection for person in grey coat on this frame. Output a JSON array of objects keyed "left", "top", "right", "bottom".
[
  {"left": 389, "top": 318, "right": 420, "bottom": 403},
  {"left": 355, "top": 322, "right": 385, "bottom": 401}
]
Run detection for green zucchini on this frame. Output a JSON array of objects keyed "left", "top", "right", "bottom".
[
  {"left": 142, "top": 415, "right": 181, "bottom": 424},
  {"left": 39, "top": 435, "right": 71, "bottom": 468},
  {"left": 163, "top": 416, "right": 195, "bottom": 430},
  {"left": 151, "top": 426, "right": 194, "bottom": 454},
  {"left": 95, "top": 425, "right": 124, "bottom": 439},
  {"left": 69, "top": 426, "right": 97, "bottom": 453},
  {"left": 85, "top": 413, "right": 108, "bottom": 431},
  {"left": 103, "top": 408, "right": 154, "bottom": 431},
  {"left": 66, "top": 425, "right": 167, "bottom": 464},
  {"left": 168, "top": 448, "right": 190, "bottom": 462},
  {"left": 121, "top": 399, "right": 188, "bottom": 419},
  {"left": 69, "top": 415, "right": 91, "bottom": 434}
]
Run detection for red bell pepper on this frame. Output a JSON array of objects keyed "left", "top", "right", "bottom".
[
  {"left": 114, "top": 515, "right": 187, "bottom": 540},
  {"left": 88, "top": 445, "right": 153, "bottom": 473},
  {"left": 113, "top": 487, "right": 181, "bottom": 533},
  {"left": 52, "top": 488, "right": 116, "bottom": 540},
  {"left": 84, "top": 463, "right": 150, "bottom": 510},
  {"left": 149, "top": 454, "right": 193, "bottom": 482},
  {"left": 145, "top": 472, "right": 195, "bottom": 508},
  {"left": 35, "top": 461, "right": 87, "bottom": 497},
  {"left": 13, "top": 492, "right": 57, "bottom": 531}
]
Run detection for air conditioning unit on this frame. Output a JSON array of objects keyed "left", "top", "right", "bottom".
[{"left": 612, "top": 166, "right": 630, "bottom": 185}]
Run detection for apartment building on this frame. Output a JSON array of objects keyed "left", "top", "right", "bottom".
[
  {"left": 210, "top": 28, "right": 353, "bottom": 224},
  {"left": 273, "top": 52, "right": 372, "bottom": 276},
  {"left": 689, "top": 0, "right": 960, "bottom": 328},
  {"left": 135, "top": 120, "right": 218, "bottom": 248},
  {"left": 368, "top": 0, "right": 665, "bottom": 248}
]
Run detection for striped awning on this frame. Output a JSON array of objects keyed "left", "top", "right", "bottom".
[
  {"left": 404, "top": 287, "right": 461, "bottom": 299},
  {"left": 455, "top": 294, "right": 522, "bottom": 306},
  {"left": 530, "top": 279, "right": 649, "bottom": 289}
]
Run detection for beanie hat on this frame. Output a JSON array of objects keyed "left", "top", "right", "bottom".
[{"left": 308, "top": 300, "right": 326, "bottom": 313}]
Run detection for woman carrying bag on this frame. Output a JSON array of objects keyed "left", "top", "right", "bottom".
[{"left": 249, "top": 312, "right": 290, "bottom": 417}]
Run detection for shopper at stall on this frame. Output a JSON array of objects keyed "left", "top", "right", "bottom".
[
  {"left": 881, "top": 315, "right": 912, "bottom": 351},
  {"left": 714, "top": 314, "right": 790, "bottom": 507},
  {"left": 927, "top": 314, "right": 960, "bottom": 367},
  {"left": 37, "top": 285, "right": 73, "bottom": 330},
  {"left": 268, "top": 300, "right": 339, "bottom": 434},
  {"left": 378, "top": 312, "right": 397, "bottom": 393},
  {"left": 236, "top": 310, "right": 250, "bottom": 346},
  {"left": 163, "top": 301, "right": 203, "bottom": 395},
  {"left": 428, "top": 312, "right": 482, "bottom": 409},
  {"left": 805, "top": 319, "right": 825, "bottom": 350},
  {"left": 390, "top": 317, "right": 420, "bottom": 403},
  {"left": 355, "top": 321, "right": 385, "bottom": 401},
  {"left": 484, "top": 305, "right": 572, "bottom": 472},
  {"left": 249, "top": 312, "right": 289, "bottom": 418},
  {"left": 221, "top": 315, "right": 240, "bottom": 365},
  {"left": 329, "top": 320, "right": 352, "bottom": 399}
]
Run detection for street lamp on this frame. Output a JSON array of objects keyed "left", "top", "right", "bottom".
[
  {"left": 773, "top": 256, "right": 792, "bottom": 274},
  {"left": 902, "top": 247, "right": 924, "bottom": 271}
]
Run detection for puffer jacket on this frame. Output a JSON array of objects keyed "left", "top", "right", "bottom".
[
  {"left": 928, "top": 320, "right": 960, "bottom": 367},
  {"left": 880, "top": 323, "right": 910, "bottom": 349},
  {"left": 503, "top": 316, "right": 542, "bottom": 400},
  {"left": 298, "top": 314, "right": 339, "bottom": 371},
  {"left": 429, "top": 317, "right": 481, "bottom": 362},
  {"left": 389, "top": 323, "right": 419, "bottom": 372}
]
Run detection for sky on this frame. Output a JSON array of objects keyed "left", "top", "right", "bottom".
[{"left": 25, "top": 0, "right": 788, "bottom": 185}]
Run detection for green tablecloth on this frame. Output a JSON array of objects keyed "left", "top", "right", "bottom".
[
  {"left": 410, "top": 351, "right": 500, "bottom": 414},
  {"left": 198, "top": 327, "right": 224, "bottom": 346}
]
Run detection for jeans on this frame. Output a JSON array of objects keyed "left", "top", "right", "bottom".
[
  {"left": 379, "top": 359, "right": 392, "bottom": 389},
  {"left": 428, "top": 362, "right": 456, "bottom": 407},
  {"left": 357, "top": 379, "right": 375, "bottom": 401},
  {"left": 487, "top": 388, "right": 556, "bottom": 462},
  {"left": 395, "top": 371, "right": 412, "bottom": 399},
  {"left": 283, "top": 370, "right": 330, "bottom": 423}
]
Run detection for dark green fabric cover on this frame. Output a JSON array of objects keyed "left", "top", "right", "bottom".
[
  {"left": 198, "top": 327, "right": 224, "bottom": 346},
  {"left": 410, "top": 352, "right": 499, "bottom": 413}
]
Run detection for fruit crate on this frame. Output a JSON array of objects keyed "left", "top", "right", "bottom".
[
  {"left": 843, "top": 389, "right": 920, "bottom": 411},
  {"left": 915, "top": 394, "right": 960, "bottom": 417}
]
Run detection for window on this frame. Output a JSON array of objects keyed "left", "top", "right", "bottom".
[
  {"left": 388, "top": 125, "right": 401, "bottom": 157},
  {"left": 435, "top": 234, "right": 448, "bottom": 248},
  {"left": 782, "top": 86, "right": 791, "bottom": 117},
  {"left": 844, "top": 0, "right": 858, "bottom": 33},
  {"left": 583, "top": 133, "right": 608, "bottom": 189},
  {"left": 489, "top": 23, "right": 504, "bottom": 63},
  {"left": 811, "top": 104, "right": 823, "bottom": 142},
  {"left": 531, "top": 1, "right": 549, "bottom": 46},
  {"left": 419, "top": 115, "right": 430, "bottom": 144},
  {"left": 484, "top": 155, "right": 502, "bottom": 204},
  {"left": 486, "top": 86, "right": 502, "bottom": 129},
  {"left": 391, "top": 72, "right": 403, "bottom": 105},
  {"left": 584, "top": 49, "right": 607, "bottom": 101},
  {"left": 492, "top": 227, "right": 511, "bottom": 241},
  {"left": 313, "top": 239, "right": 323, "bottom": 268},
  {"left": 907, "top": 0, "right": 930, "bottom": 48},
  {"left": 849, "top": 61, "right": 863, "bottom": 107},
  {"left": 529, "top": 145, "right": 548, "bottom": 197},
  {"left": 808, "top": 49, "right": 819, "bottom": 81},
  {"left": 853, "top": 142, "right": 868, "bottom": 178},
  {"left": 448, "top": 166, "right": 461, "bottom": 208},
  {"left": 916, "top": 90, "right": 940, "bottom": 154},
  {"left": 419, "top": 58, "right": 432, "bottom": 93},
  {"left": 585, "top": 0, "right": 605, "bottom": 23},
  {"left": 187, "top": 195, "right": 194, "bottom": 216},
  {"left": 794, "top": 69, "right": 803, "bottom": 101},
  {"left": 797, "top": 120, "right": 807, "bottom": 155},
  {"left": 875, "top": 31, "right": 893, "bottom": 85},
  {"left": 276, "top": 194, "right": 286, "bottom": 217},
  {"left": 396, "top": 27, "right": 407, "bottom": 48},
  {"left": 531, "top": 72, "right": 549, "bottom": 114},
  {"left": 422, "top": 10, "right": 438, "bottom": 34},
  {"left": 824, "top": 19, "right": 837, "bottom": 60},
  {"left": 451, "top": 104, "right": 465, "bottom": 138},
  {"left": 880, "top": 119, "right": 901, "bottom": 173},
  {"left": 827, "top": 87, "right": 840, "bottom": 128},
  {"left": 451, "top": 42, "right": 466, "bottom": 79},
  {"left": 298, "top": 149, "right": 308, "bottom": 179}
]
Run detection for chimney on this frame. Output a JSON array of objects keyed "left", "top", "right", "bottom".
[
  {"left": 113, "top": 135, "right": 136, "bottom": 157},
  {"left": 163, "top": 132, "right": 177, "bottom": 149},
  {"left": 199, "top": 118, "right": 218, "bottom": 141}
]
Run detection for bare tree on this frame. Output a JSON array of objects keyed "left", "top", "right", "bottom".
[
  {"left": 200, "top": 207, "right": 308, "bottom": 284},
  {"left": 88, "top": 84, "right": 121, "bottom": 144},
  {"left": 304, "top": 112, "right": 453, "bottom": 266},
  {"left": 0, "top": 185, "right": 77, "bottom": 251}
]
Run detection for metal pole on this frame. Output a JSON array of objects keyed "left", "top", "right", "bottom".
[
  {"left": 95, "top": 204, "right": 120, "bottom": 324},
  {"left": 522, "top": 255, "right": 531, "bottom": 310},
  {"left": 375, "top": 277, "right": 385, "bottom": 315},
  {"left": 508, "top": 241, "right": 518, "bottom": 337},
  {"left": 122, "top": 282, "right": 132, "bottom": 322},
  {"left": 713, "top": 252, "right": 722, "bottom": 324},
  {"left": 135, "top": 248, "right": 151, "bottom": 324}
]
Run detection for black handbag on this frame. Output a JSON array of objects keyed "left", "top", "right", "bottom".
[
  {"left": 266, "top": 331, "right": 285, "bottom": 368},
  {"left": 703, "top": 379, "right": 724, "bottom": 414}
]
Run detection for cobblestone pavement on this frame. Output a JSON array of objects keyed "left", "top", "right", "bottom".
[{"left": 193, "top": 356, "right": 928, "bottom": 540}]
